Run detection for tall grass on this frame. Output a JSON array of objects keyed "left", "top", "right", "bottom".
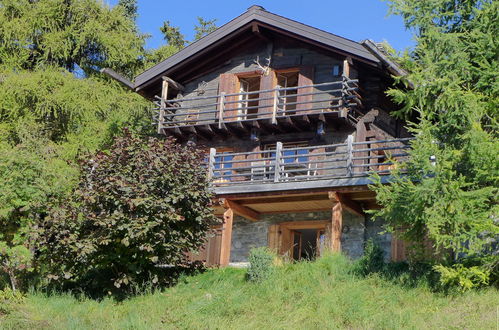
[{"left": 1, "top": 254, "right": 497, "bottom": 329}]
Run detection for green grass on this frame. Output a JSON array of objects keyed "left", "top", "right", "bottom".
[{"left": 1, "top": 254, "right": 498, "bottom": 329}]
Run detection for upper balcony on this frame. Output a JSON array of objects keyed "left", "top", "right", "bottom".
[{"left": 155, "top": 76, "right": 361, "bottom": 139}]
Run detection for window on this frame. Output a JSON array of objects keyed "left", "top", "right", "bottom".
[
  {"left": 276, "top": 71, "right": 299, "bottom": 114},
  {"left": 264, "top": 142, "right": 309, "bottom": 164},
  {"left": 238, "top": 76, "right": 261, "bottom": 120},
  {"left": 213, "top": 152, "right": 233, "bottom": 181}
]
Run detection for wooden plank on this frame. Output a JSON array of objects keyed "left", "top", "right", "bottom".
[
  {"left": 219, "top": 208, "right": 233, "bottom": 266},
  {"left": 222, "top": 199, "right": 260, "bottom": 222},
  {"left": 268, "top": 224, "right": 280, "bottom": 253},
  {"left": 296, "top": 66, "right": 314, "bottom": 114},
  {"left": 259, "top": 70, "right": 277, "bottom": 115}
]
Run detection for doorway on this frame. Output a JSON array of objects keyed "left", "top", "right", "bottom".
[{"left": 268, "top": 220, "right": 329, "bottom": 261}]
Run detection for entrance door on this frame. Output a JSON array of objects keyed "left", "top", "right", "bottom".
[{"left": 268, "top": 220, "right": 330, "bottom": 261}]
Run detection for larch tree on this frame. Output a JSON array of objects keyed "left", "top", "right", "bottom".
[{"left": 370, "top": 0, "right": 498, "bottom": 289}]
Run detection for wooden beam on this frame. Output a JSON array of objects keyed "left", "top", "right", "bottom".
[
  {"left": 219, "top": 208, "right": 233, "bottom": 266},
  {"left": 162, "top": 76, "right": 185, "bottom": 91},
  {"left": 100, "top": 68, "right": 134, "bottom": 90},
  {"left": 328, "top": 191, "right": 365, "bottom": 217},
  {"left": 221, "top": 199, "right": 260, "bottom": 222}
]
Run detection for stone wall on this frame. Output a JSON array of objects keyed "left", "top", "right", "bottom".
[
  {"left": 365, "top": 215, "right": 392, "bottom": 261},
  {"left": 229, "top": 210, "right": 388, "bottom": 263},
  {"left": 230, "top": 211, "right": 329, "bottom": 263}
]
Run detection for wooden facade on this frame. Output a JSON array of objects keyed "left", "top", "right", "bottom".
[{"left": 128, "top": 6, "right": 412, "bottom": 265}]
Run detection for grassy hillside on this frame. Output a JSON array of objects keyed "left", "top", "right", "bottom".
[{"left": 1, "top": 255, "right": 497, "bottom": 329}]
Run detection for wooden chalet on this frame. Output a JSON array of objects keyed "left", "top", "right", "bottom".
[{"left": 118, "top": 5, "right": 413, "bottom": 265}]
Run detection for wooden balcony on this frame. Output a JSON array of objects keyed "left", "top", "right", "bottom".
[
  {"left": 155, "top": 77, "right": 361, "bottom": 138},
  {"left": 207, "top": 137, "right": 412, "bottom": 194}
]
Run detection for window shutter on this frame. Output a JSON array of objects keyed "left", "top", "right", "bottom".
[
  {"left": 296, "top": 66, "right": 315, "bottom": 113},
  {"left": 258, "top": 71, "right": 276, "bottom": 115},
  {"left": 218, "top": 73, "right": 239, "bottom": 122}
]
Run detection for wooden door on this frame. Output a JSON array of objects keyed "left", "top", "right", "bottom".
[
  {"left": 189, "top": 226, "right": 222, "bottom": 266},
  {"left": 291, "top": 230, "right": 302, "bottom": 260}
]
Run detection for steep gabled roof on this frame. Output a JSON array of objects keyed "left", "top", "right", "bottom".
[{"left": 133, "top": 5, "right": 381, "bottom": 91}]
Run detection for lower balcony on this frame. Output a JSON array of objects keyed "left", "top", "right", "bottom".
[{"left": 207, "top": 137, "right": 412, "bottom": 194}]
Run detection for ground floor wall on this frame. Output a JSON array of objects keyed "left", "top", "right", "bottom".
[{"left": 229, "top": 210, "right": 392, "bottom": 263}]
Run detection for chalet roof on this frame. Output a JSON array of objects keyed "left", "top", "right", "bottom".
[{"left": 133, "top": 5, "right": 385, "bottom": 92}]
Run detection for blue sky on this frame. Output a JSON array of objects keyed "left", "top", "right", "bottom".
[{"left": 108, "top": 0, "right": 414, "bottom": 52}]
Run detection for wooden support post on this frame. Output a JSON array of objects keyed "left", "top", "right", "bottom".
[
  {"left": 271, "top": 89, "right": 278, "bottom": 124},
  {"left": 346, "top": 135, "right": 354, "bottom": 177},
  {"left": 340, "top": 57, "right": 352, "bottom": 118},
  {"left": 220, "top": 207, "right": 234, "bottom": 266},
  {"left": 342, "top": 57, "right": 351, "bottom": 78},
  {"left": 274, "top": 142, "right": 283, "bottom": 182},
  {"left": 158, "top": 80, "right": 169, "bottom": 134},
  {"left": 207, "top": 148, "right": 216, "bottom": 180},
  {"left": 331, "top": 202, "right": 343, "bottom": 252},
  {"left": 162, "top": 76, "right": 185, "bottom": 91},
  {"left": 218, "top": 92, "right": 226, "bottom": 129}
]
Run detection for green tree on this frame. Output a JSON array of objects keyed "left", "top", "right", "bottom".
[
  {"left": 160, "top": 20, "right": 186, "bottom": 49},
  {"left": 118, "top": 0, "right": 138, "bottom": 22},
  {"left": 0, "top": 0, "right": 151, "bottom": 290},
  {"left": 37, "top": 132, "right": 218, "bottom": 295},
  {"left": 194, "top": 17, "right": 217, "bottom": 40},
  {"left": 0, "top": 0, "right": 145, "bottom": 77},
  {"left": 370, "top": 0, "right": 498, "bottom": 275}
]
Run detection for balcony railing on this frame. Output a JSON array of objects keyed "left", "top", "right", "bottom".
[
  {"left": 206, "top": 137, "right": 412, "bottom": 186},
  {"left": 155, "top": 77, "right": 360, "bottom": 133}
]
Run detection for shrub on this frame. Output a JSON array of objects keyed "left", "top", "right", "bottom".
[
  {"left": 0, "top": 243, "right": 33, "bottom": 291},
  {"left": 247, "top": 247, "right": 275, "bottom": 282},
  {"left": 434, "top": 264, "right": 490, "bottom": 293},
  {"left": 0, "top": 287, "right": 25, "bottom": 315},
  {"left": 36, "top": 130, "right": 219, "bottom": 296},
  {"left": 353, "top": 239, "right": 385, "bottom": 276}
]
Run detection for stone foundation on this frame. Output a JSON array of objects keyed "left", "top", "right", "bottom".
[{"left": 229, "top": 210, "right": 391, "bottom": 262}]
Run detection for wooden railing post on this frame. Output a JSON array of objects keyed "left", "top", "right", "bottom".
[
  {"left": 274, "top": 142, "right": 283, "bottom": 182},
  {"left": 158, "top": 80, "right": 169, "bottom": 134},
  {"left": 346, "top": 135, "right": 353, "bottom": 177},
  {"left": 207, "top": 148, "right": 216, "bottom": 181},
  {"left": 272, "top": 89, "right": 279, "bottom": 124},
  {"left": 218, "top": 92, "right": 226, "bottom": 129}
]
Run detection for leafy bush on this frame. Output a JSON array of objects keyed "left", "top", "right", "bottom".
[
  {"left": 0, "top": 287, "right": 25, "bottom": 315},
  {"left": 0, "top": 243, "right": 33, "bottom": 291},
  {"left": 353, "top": 239, "right": 385, "bottom": 276},
  {"left": 434, "top": 264, "right": 490, "bottom": 293},
  {"left": 247, "top": 247, "right": 275, "bottom": 282},
  {"left": 36, "top": 131, "right": 219, "bottom": 296}
]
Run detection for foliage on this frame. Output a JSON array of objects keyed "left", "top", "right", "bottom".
[
  {"left": 247, "top": 247, "right": 275, "bottom": 282},
  {"left": 353, "top": 239, "right": 385, "bottom": 276},
  {"left": 371, "top": 0, "right": 499, "bottom": 264},
  {"left": 0, "top": 243, "right": 33, "bottom": 291},
  {"left": 36, "top": 131, "right": 218, "bottom": 295},
  {"left": 2, "top": 255, "right": 498, "bottom": 328},
  {"left": 434, "top": 263, "right": 490, "bottom": 293},
  {"left": 160, "top": 20, "right": 186, "bottom": 49},
  {"left": 118, "top": 0, "right": 138, "bottom": 22},
  {"left": 0, "top": 0, "right": 145, "bottom": 77},
  {"left": 0, "top": 287, "right": 25, "bottom": 316},
  {"left": 194, "top": 17, "right": 218, "bottom": 40}
]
